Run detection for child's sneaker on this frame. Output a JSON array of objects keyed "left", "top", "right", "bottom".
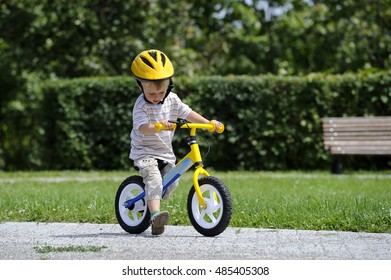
[{"left": 150, "top": 211, "right": 170, "bottom": 235}]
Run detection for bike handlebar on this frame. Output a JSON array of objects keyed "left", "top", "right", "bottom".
[{"left": 155, "top": 121, "right": 224, "bottom": 134}]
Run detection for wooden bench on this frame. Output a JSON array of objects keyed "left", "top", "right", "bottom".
[{"left": 322, "top": 116, "right": 391, "bottom": 174}]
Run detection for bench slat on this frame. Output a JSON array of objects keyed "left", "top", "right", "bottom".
[
  {"left": 323, "top": 133, "right": 391, "bottom": 141},
  {"left": 323, "top": 122, "right": 391, "bottom": 126},
  {"left": 329, "top": 146, "right": 391, "bottom": 155},
  {"left": 324, "top": 137, "right": 391, "bottom": 142},
  {"left": 323, "top": 126, "right": 391, "bottom": 132},
  {"left": 324, "top": 140, "right": 391, "bottom": 146},
  {"left": 322, "top": 117, "right": 391, "bottom": 123},
  {"left": 324, "top": 131, "right": 391, "bottom": 136}
]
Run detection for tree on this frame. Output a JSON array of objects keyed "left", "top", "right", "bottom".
[
  {"left": 273, "top": 0, "right": 391, "bottom": 74},
  {"left": 1, "top": 0, "right": 390, "bottom": 170}
]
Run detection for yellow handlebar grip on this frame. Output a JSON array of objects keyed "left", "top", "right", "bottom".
[
  {"left": 208, "top": 122, "right": 225, "bottom": 133},
  {"left": 216, "top": 123, "right": 225, "bottom": 134}
]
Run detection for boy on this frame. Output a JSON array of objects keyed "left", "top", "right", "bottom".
[{"left": 129, "top": 49, "right": 222, "bottom": 235}]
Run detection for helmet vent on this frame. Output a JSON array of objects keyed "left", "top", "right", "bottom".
[
  {"left": 161, "top": 53, "right": 166, "bottom": 66},
  {"left": 148, "top": 51, "right": 158, "bottom": 62},
  {"left": 140, "top": 56, "right": 154, "bottom": 69}
]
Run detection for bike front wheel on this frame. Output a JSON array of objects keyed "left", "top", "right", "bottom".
[
  {"left": 115, "top": 175, "right": 150, "bottom": 234},
  {"left": 187, "top": 176, "right": 232, "bottom": 237}
]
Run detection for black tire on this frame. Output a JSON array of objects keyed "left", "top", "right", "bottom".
[
  {"left": 115, "top": 175, "right": 150, "bottom": 234},
  {"left": 187, "top": 176, "right": 232, "bottom": 236}
]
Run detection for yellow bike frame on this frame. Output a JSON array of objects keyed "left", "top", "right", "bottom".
[{"left": 155, "top": 122, "right": 224, "bottom": 209}]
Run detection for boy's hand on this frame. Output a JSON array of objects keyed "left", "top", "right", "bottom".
[{"left": 159, "top": 120, "right": 175, "bottom": 131}]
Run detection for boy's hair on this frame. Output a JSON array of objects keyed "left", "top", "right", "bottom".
[
  {"left": 138, "top": 78, "right": 174, "bottom": 105},
  {"left": 140, "top": 79, "right": 170, "bottom": 89}
]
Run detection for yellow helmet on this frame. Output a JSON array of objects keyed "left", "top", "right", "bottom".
[{"left": 131, "top": 49, "right": 174, "bottom": 81}]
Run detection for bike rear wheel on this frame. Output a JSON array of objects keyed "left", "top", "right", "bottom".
[
  {"left": 187, "top": 176, "right": 232, "bottom": 237},
  {"left": 115, "top": 175, "right": 150, "bottom": 234}
]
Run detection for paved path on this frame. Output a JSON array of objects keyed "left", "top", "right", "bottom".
[{"left": 1, "top": 222, "right": 390, "bottom": 260}]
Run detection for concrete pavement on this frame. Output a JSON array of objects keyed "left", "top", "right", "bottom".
[{"left": 1, "top": 222, "right": 390, "bottom": 260}]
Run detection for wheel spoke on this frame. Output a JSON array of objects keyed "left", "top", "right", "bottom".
[
  {"left": 206, "top": 194, "right": 220, "bottom": 212},
  {"left": 212, "top": 191, "right": 219, "bottom": 205},
  {"left": 120, "top": 206, "right": 128, "bottom": 217},
  {"left": 207, "top": 212, "right": 217, "bottom": 224},
  {"left": 199, "top": 208, "right": 206, "bottom": 220},
  {"left": 131, "top": 210, "right": 139, "bottom": 221}
]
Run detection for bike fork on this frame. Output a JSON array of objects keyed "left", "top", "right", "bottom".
[{"left": 193, "top": 166, "right": 209, "bottom": 209}]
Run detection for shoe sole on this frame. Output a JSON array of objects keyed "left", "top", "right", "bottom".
[{"left": 151, "top": 211, "right": 170, "bottom": 235}]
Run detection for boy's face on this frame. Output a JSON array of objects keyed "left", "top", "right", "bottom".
[{"left": 141, "top": 82, "right": 168, "bottom": 105}]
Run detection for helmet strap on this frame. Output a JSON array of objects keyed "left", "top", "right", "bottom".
[{"left": 160, "top": 78, "right": 174, "bottom": 104}]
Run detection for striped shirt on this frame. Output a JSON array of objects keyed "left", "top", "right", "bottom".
[{"left": 129, "top": 92, "right": 192, "bottom": 164}]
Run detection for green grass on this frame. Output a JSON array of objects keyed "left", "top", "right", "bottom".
[
  {"left": 0, "top": 170, "right": 390, "bottom": 233},
  {"left": 34, "top": 245, "right": 108, "bottom": 254}
]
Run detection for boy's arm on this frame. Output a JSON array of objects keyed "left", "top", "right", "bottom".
[
  {"left": 186, "top": 111, "right": 210, "bottom": 124},
  {"left": 138, "top": 123, "right": 158, "bottom": 135},
  {"left": 186, "top": 111, "right": 223, "bottom": 132},
  {"left": 142, "top": 112, "right": 222, "bottom": 133}
]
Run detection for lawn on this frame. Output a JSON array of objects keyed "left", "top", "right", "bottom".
[{"left": 0, "top": 170, "right": 390, "bottom": 233}]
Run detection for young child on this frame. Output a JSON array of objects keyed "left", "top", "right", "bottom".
[{"left": 129, "top": 49, "right": 222, "bottom": 235}]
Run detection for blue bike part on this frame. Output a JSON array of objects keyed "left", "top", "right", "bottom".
[
  {"left": 162, "top": 158, "right": 193, "bottom": 192},
  {"left": 123, "top": 158, "right": 194, "bottom": 209},
  {"left": 122, "top": 192, "right": 145, "bottom": 209}
]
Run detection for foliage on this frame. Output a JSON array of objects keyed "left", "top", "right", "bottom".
[
  {"left": 1, "top": 73, "right": 390, "bottom": 171},
  {"left": 0, "top": 73, "right": 44, "bottom": 170},
  {"left": 1, "top": 1, "right": 390, "bottom": 171},
  {"left": 184, "top": 72, "right": 391, "bottom": 170},
  {"left": 0, "top": 0, "right": 389, "bottom": 78},
  {"left": 40, "top": 77, "right": 135, "bottom": 170},
  {"left": 274, "top": 0, "right": 391, "bottom": 74}
]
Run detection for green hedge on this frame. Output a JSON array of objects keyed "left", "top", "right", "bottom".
[
  {"left": 40, "top": 77, "right": 135, "bottom": 170},
  {"left": 184, "top": 73, "right": 391, "bottom": 170},
  {"left": 2, "top": 72, "right": 390, "bottom": 170}
]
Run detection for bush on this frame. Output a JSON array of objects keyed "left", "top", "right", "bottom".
[
  {"left": 184, "top": 73, "right": 391, "bottom": 170},
  {"left": 40, "top": 77, "right": 135, "bottom": 169},
  {"left": 2, "top": 72, "right": 390, "bottom": 170}
]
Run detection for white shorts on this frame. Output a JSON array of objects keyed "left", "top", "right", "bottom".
[{"left": 134, "top": 157, "right": 179, "bottom": 201}]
